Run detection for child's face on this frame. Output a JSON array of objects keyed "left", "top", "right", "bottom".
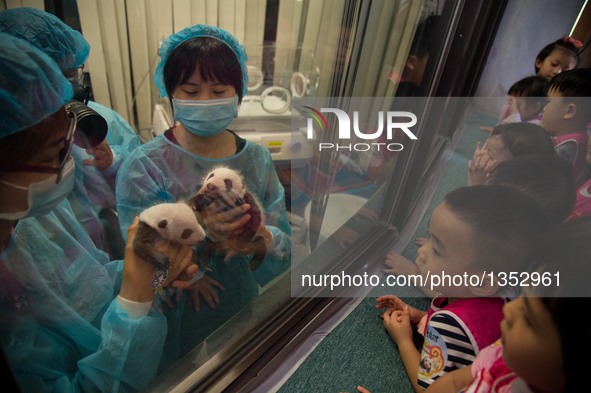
[
  {"left": 541, "top": 88, "right": 569, "bottom": 135},
  {"left": 513, "top": 96, "right": 541, "bottom": 122},
  {"left": 501, "top": 296, "right": 565, "bottom": 391},
  {"left": 536, "top": 47, "right": 577, "bottom": 81},
  {"left": 415, "top": 202, "right": 477, "bottom": 294},
  {"left": 486, "top": 135, "right": 513, "bottom": 163}
]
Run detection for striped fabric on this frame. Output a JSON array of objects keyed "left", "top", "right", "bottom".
[{"left": 418, "top": 313, "right": 476, "bottom": 388}]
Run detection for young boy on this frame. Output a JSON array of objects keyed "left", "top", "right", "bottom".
[
  {"left": 421, "top": 217, "right": 591, "bottom": 393},
  {"left": 384, "top": 154, "right": 574, "bottom": 303},
  {"left": 541, "top": 68, "right": 591, "bottom": 186},
  {"left": 375, "top": 185, "right": 548, "bottom": 392}
]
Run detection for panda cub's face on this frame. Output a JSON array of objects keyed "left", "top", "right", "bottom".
[{"left": 203, "top": 167, "right": 246, "bottom": 198}]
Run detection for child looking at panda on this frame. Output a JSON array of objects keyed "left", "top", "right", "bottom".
[
  {"left": 422, "top": 217, "right": 591, "bottom": 393},
  {"left": 370, "top": 185, "right": 548, "bottom": 392},
  {"left": 383, "top": 122, "right": 558, "bottom": 298}
]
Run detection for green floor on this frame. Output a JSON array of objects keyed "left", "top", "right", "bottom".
[{"left": 278, "top": 108, "right": 496, "bottom": 393}]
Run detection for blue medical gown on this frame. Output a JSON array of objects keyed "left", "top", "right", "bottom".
[
  {"left": 68, "top": 101, "right": 141, "bottom": 256},
  {"left": 116, "top": 134, "right": 291, "bottom": 363},
  {"left": 83, "top": 101, "right": 142, "bottom": 209},
  {"left": 0, "top": 199, "right": 167, "bottom": 392}
]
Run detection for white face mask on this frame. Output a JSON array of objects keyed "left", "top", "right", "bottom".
[{"left": 0, "top": 159, "right": 75, "bottom": 220}]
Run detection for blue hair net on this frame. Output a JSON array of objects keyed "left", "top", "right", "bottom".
[
  {"left": 0, "top": 7, "right": 90, "bottom": 72},
  {"left": 0, "top": 32, "right": 74, "bottom": 137},
  {"left": 154, "top": 24, "right": 249, "bottom": 97}
]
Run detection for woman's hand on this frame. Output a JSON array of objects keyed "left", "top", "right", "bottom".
[
  {"left": 83, "top": 139, "right": 114, "bottom": 170},
  {"left": 255, "top": 224, "right": 274, "bottom": 248},
  {"left": 120, "top": 217, "right": 195, "bottom": 302},
  {"left": 201, "top": 201, "right": 252, "bottom": 239}
]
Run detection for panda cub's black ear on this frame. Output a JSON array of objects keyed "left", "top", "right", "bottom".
[{"left": 158, "top": 220, "right": 168, "bottom": 229}]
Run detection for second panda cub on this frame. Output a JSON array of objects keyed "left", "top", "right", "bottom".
[{"left": 189, "top": 166, "right": 266, "bottom": 270}]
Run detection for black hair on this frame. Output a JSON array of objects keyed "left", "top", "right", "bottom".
[
  {"left": 409, "top": 15, "right": 439, "bottom": 58},
  {"left": 443, "top": 185, "right": 548, "bottom": 271},
  {"left": 534, "top": 38, "right": 579, "bottom": 74},
  {"left": 548, "top": 68, "right": 591, "bottom": 123},
  {"left": 163, "top": 37, "right": 244, "bottom": 103},
  {"left": 528, "top": 217, "right": 591, "bottom": 392},
  {"left": 488, "top": 155, "right": 575, "bottom": 227},
  {"left": 490, "top": 123, "right": 556, "bottom": 158},
  {"left": 508, "top": 75, "right": 548, "bottom": 98},
  {"left": 547, "top": 68, "right": 591, "bottom": 97},
  {"left": 507, "top": 76, "right": 549, "bottom": 114}
]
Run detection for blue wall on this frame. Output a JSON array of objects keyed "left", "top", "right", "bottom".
[{"left": 474, "top": 0, "right": 584, "bottom": 114}]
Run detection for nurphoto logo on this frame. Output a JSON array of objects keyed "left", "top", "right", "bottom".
[{"left": 301, "top": 105, "right": 418, "bottom": 152}]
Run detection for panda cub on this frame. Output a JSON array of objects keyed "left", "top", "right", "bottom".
[
  {"left": 133, "top": 202, "right": 206, "bottom": 270},
  {"left": 188, "top": 166, "right": 266, "bottom": 270}
]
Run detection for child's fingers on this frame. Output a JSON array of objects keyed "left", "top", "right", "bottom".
[
  {"left": 376, "top": 294, "right": 398, "bottom": 304},
  {"left": 415, "top": 237, "right": 427, "bottom": 246},
  {"left": 484, "top": 159, "right": 497, "bottom": 173}
]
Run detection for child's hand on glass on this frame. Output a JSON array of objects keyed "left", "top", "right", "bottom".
[{"left": 383, "top": 252, "right": 420, "bottom": 276}]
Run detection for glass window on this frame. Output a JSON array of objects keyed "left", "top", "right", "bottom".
[
  {"left": 0, "top": 1, "right": 507, "bottom": 392},
  {"left": 140, "top": 0, "right": 460, "bottom": 390}
]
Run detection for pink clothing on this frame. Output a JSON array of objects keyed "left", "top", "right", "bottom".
[
  {"left": 466, "top": 340, "right": 533, "bottom": 393},
  {"left": 416, "top": 297, "right": 505, "bottom": 388},
  {"left": 423, "top": 297, "right": 505, "bottom": 351},
  {"left": 567, "top": 178, "right": 591, "bottom": 221},
  {"left": 552, "top": 131, "right": 589, "bottom": 185}
]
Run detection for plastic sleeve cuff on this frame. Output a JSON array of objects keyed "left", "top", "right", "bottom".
[{"left": 117, "top": 295, "right": 153, "bottom": 319}]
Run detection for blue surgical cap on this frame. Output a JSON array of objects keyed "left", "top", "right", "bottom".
[
  {"left": 0, "top": 7, "right": 90, "bottom": 72},
  {"left": 0, "top": 33, "right": 74, "bottom": 137},
  {"left": 153, "top": 24, "right": 249, "bottom": 98}
]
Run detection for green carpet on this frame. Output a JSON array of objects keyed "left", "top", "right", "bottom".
[{"left": 278, "top": 108, "right": 497, "bottom": 393}]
